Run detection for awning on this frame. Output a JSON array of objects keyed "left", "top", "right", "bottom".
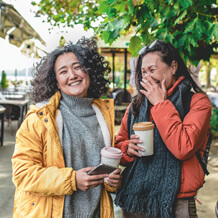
[{"left": 0, "top": 2, "right": 45, "bottom": 47}]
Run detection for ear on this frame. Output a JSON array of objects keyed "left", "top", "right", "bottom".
[{"left": 171, "top": 60, "right": 178, "bottom": 74}]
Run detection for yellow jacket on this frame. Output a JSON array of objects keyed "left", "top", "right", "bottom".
[{"left": 12, "top": 91, "right": 115, "bottom": 218}]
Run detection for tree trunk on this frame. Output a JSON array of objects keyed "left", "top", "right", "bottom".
[
  {"left": 189, "top": 61, "right": 202, "bottom": 87},
  {"left": 206, "top": 61, "right": 211, "bottom": 89}
]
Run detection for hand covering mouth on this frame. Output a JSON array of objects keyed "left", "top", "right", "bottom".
[
  {"left": 151, "top": 78, "right": 160, "bottom": 84},
  {"left": 149, "top": 76, "right": 159, "bottom": 84}
]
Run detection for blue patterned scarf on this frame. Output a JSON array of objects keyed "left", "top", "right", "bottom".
[{"left": 115, "top": 79, "right": 193, "bottom": 218}]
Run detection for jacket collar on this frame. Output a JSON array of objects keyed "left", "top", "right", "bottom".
[{"left": 167, "top": 76, "right": 184, "bottom": 97}]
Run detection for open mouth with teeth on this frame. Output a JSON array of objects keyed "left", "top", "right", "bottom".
[{"left": 70, "top": 81, "right": 81, "bottom": 86}]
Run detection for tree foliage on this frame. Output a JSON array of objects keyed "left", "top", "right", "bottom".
[{"left": 32, "top": 0, "right": 218, "bottom": 65}]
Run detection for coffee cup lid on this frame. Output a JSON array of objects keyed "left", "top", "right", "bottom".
[
  {"left": 133, "top": 122, "right": 154, "bottom": 131},
  {"left": 101, "top": 147, "right": 123, "bottom": 159}
]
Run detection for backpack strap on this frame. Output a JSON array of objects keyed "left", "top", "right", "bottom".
[
  {"left": 196, "top": 151, "right": 210, "bottom": 175},
  {"left": 195, "top": 130, "right": 212, "bottom": 175},
  {"left": 184, "top": 91, "right": 211, "bottom": 175}
]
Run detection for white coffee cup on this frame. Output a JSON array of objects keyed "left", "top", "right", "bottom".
[
  {"left": 133, "top": 122, "right": 154, "bottom": 156},
  {"left": 101, "top": 147, "right": 123, "bottom": 168}
]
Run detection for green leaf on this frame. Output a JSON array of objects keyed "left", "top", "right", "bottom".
[
  {"left": 179, "top": 0, "right": 192, "bottom": 10},
  {"left": 128, "top": 36, "right": 143, "bottom": 57},
  {"left": 150, "top": 19, "right": 159, "bottom": 28},
  {"left": 213, "top": 23, "right": 218, "bottom": 39},
  {"left": 165, "top": 0, "right": 173, "bottom": 4},
  {"left": 101, "top": 31, "right": 111, "bottom": 43},
  {"left": 189, "top": 34, "right": 198, "bottom": 47},
  {"left": 174, "top": 10, "right": 187, "bottom": 24},
  {"left": 177, "top": 34, "right": 188, "bottom": 47},
  {"left": 194, "top": 18, "right": 205, "bottom": 39},
  {"left": 113, "top": 19, "right": 129, "bottom": 31},
  {"left": 112, "top": 2, "right": 127, "bottom": 13},
  {"left": 165, "top": 33, "right": 175, "bottom": 43},
  {"left": 31, "top": 1, "right": 37, "bottom": 6},
  {"left": 162, "top": 4, "right": 171, "bottom": 17},
  {"left": 102, "top": 22, "right": 114, "bottom": 31},
  {"left": 184, "top": 18, "right": 197, "bottom": 33},
  {"left": 98, "top": 1, "right": 110, "bottom": 13},
  {"left": 127, "top": 0, "right": 134, "bottom": 14}
]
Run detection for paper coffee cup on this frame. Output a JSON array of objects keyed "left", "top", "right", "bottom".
[
  {"left": 133, "top": 122, "right": 154, "bottom": 156},
  {"left": 101, "top": 147, "right": 123, "bottom": 168}
]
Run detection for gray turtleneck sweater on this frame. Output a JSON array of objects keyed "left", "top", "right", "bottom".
[{"left": 59, "top": 92, "right": 105, "bottom": 218}]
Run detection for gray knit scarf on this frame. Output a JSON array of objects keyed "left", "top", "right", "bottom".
[
  {"left": 115, "top": 79, "right": 193, "bottom": 218},
  {"left": 59, "top": 92, "right": 104, "bottom": 218}
]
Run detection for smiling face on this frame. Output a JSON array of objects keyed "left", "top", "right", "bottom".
[
  {"left": 55, "top": 52, "right": 90, "bottom": 98},
  {"left": 141, "top": 51, "right": 177, "bottom": 89}
]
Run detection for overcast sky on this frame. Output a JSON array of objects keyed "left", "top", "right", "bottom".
[{"left": 0, "top": 0, "right": 94, "bottom": 70}]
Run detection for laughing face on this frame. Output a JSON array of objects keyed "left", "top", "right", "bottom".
[
  {"left": 55, "top": 52, "right": 90, "bottom": 98},
  {"left": 141, "top": 51, "right": 177, "bottom": 89}
]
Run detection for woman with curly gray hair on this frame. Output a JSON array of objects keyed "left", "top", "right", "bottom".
[{"left": 11, "top": 37, "right": 121, "bottom": 218}]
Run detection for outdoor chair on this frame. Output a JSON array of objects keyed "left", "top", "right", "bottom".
[
  {"left": 112, "top": 88, "right": 132, "bottom": 105},
  {"left": 112, "top": 88, "right": 132, "bottom": 124},
  {"left": 4, "top": 104, "right": 21, "bottom": 135}
]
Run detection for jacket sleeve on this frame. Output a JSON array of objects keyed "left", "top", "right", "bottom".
[
  {"left": 151, "top": 93, "right": 212, "bottom": 160},
  {"left": 114, "top": 106, "right": 135, "bottom": 166},
  {"left": 11, "top": 114, "right": 77, "bottom": 197}
]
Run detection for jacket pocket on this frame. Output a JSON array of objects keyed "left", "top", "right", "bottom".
[
  {"left": 15, "top": 191, "right": 37, "bottom": 216},
  {"left": 15, "top": 190, "right": 52, "bottom": 217}
]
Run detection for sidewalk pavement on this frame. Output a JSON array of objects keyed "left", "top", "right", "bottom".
[
  {"left": 0, "top": 121, "right": 16, "bottom": 218},
  {"left": 0, "top": 121, "right": 217, "bottom": 218}
]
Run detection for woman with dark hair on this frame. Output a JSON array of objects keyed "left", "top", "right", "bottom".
[
  {"left": 11, "top": 37, "right": 121, "bottom": 218},
  {"left": 114, "top": 40, "right": 212, "bottom": 217}
]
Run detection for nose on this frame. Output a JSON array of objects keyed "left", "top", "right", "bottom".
[
  {"left": 145, "top": 71, "right": 152, "bottom": 77},
  {"left": 69, "top": 68, "right": 78, "bottom": 79}
]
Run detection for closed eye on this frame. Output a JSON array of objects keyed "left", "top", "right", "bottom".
[
  {"left": 59, "top": 70, "right": 67, "bottom": 74},
  {"left": 74, "top": 66, "right": 82, "bottom": 70}
]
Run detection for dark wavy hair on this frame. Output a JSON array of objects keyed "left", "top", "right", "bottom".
[
  {"left": 132, "top": 39, "right": 204, "bottom": 116},
  {"left": 31, "top": 37, "right": 111, "bottom": 102}
]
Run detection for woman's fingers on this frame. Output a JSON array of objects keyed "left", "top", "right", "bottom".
[
  {"left": 109, "top": 168, "right": 122, "bottom": 177},
  {"left": 128, "top": 145, "right": 143, "bottom": 157},
  {"left": 76, "top": 167, "right": 108, "bottom": 191},
  {"left": 140, "top": 75, "right": 167, "bottom": 105},
  {"left": 130, "top": 135, "right": 144, "bottom": 151},
  {"left": 127, "top": 135, "right": 144, "bottom": 157},
  {"left": 107, "top": 168, "right": 122, "bottom": 187}
]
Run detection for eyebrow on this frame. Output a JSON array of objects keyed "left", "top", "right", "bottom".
[
  {"left": 141, "top": 64, "right": 157, "bottom": 70},
  {"left": 57, "top": 61, "right": 80, "bottom": 72}
]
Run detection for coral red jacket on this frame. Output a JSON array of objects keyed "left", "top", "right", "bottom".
[{"left": 115, "top": 78, "right": 212, "bottom": 198}]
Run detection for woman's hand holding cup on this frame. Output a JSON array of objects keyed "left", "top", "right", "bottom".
[{"left": 127, "top": 135, "right": 144, "bottom": 157}]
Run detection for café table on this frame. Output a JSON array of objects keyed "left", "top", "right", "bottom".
[
  {"left": 0, "top": 106, "right": 6, "bottom": 146},
  {"left": 0, "top": 99, "right": 29, "bottom": 127}
]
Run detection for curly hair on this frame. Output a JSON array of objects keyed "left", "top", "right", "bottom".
[
  {"left": 31, "top": 37, "right": 111, "bottom": 102},
  {"left": 132, "top": 39, "right": 204, "bottom": 116}
]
